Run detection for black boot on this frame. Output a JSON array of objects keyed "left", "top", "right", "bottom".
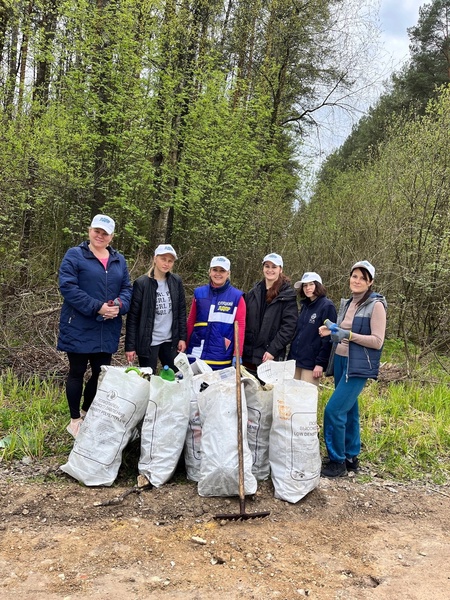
[{"left": 321, "top": 460, "right": 347, "bottom": 478}]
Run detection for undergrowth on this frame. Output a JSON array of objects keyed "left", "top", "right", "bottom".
[{"left": 1, "top": 339, "right": 449, "bottom": 485}]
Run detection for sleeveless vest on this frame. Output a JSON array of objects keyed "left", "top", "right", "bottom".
[
  {"left": 338, "top": 292, "right": 387, "bottom": 379},
  {"left": 188, "top": 280, "right": 243, "bottom": 369}
]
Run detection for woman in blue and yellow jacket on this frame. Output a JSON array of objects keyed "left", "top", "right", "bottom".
[{"left": 187, "top": 256, "right": 246, "bottom": 370}]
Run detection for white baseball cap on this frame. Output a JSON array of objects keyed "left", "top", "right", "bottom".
[
  {"left": 294, "top": 272, "right": 322, "bottom": 289},
  {"left": 351, "top": 260, "right": 375, "bottom": 280},
  {"left": 262, "top": 253, "right": 283, "bottom": 267},
  {"left": 90, "top": 214, "right": 115, "bottom": 235},
  {"left": 210, "top": 256, "right": 231, "bottom": 270},
  {"left": 154, "top": 244, "right": 177, "bottom": 259}
]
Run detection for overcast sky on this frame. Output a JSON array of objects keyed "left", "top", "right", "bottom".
[
  {"left": 379, "top": 0, "right": 424, "bottom": 69},
  {"left": 302, "top": 0, "right": 426, "bottom": 179}
]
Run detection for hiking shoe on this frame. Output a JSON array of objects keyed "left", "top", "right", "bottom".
[
  {"left": 321, "top": 460, "right": 347, "bottom": 478},
  {"left": 345, "top": 457, "right": 360, "bottom": 471}
]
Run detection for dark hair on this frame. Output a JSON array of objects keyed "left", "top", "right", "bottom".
[
  {"left": 351, "top": 267, "right": 374, "bottom": 306},
  {"left": 299, "top": 281, "right": 327, "bottom": 299},
  {"left": 267, "top": 273, "right": 290, "bottom": 303}
]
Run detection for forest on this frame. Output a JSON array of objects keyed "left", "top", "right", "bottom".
[{"left": 0, "top": 0, "right": 449, "bottom": 372}]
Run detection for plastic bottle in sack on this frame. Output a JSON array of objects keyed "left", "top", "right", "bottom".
[{"left": 160, "top": 365, "right": 175, "bottom": 381}]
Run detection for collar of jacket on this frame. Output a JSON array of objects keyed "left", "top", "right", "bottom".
[
  {"left": 209, "top": 279, "right": 231, "bottom": 294},
  {"left": 80, "top": 240, "right": 116, "bottom": 258},
  {"left": 345, "top": 291, "right": 386, "bottom": 311}
]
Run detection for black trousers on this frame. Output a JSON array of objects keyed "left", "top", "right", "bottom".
[
  {"left": 138, "top": 342, "right": 177, "bottom": 375},
  {"left": 66, "top": 352, "right": 112, "bottom": 419}
]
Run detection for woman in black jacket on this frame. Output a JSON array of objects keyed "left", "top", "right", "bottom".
[
  {"left": 242, "top": 253, "right": 297, "bottom": 374},
  {"left": 125, "top": 244, "right": 187, "bottom": 373}
]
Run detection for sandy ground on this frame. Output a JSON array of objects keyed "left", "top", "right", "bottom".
[{"left": 0, "top": 456, "right": 449, "bottom": 600}]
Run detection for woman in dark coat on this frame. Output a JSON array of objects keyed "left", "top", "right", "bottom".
[
  {"left": 125, "top": 244, "right": 187, "bottom": 374},
  {"left": 58, "top": 214, "right": 132, "bottom": 437},
  {"left": 288, "top": 272, "right": 337, "bottom": 386},
  {"left": 243, "top": 253, "right": 297, "bottom": 374}
]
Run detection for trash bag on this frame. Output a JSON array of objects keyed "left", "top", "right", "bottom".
[
  {"left": 269, "top": 379, "right": 321, "bottom": 503},
  {"left": 60, "top": 366, "right": 151, "bottom": 486},
  {"left": 182, "top": 357, "right": 213, "bottom": 482},
  {"left": 197, "top": 368, "right": 257, "bottom": 497},
  {"left": 138, "top": 372, "right": 190, "bottom": 487},
  {"left": 241, "top": 368, "right": 273, "bottom": 481}
]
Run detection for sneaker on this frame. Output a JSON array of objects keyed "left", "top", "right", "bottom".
[
  {"left": 345, "top": 457, "right": 360, "bottom": 471},
  {"left": 66, "top": 418, "right": 83, "bottom": 438},
  {"left": 321, "top": 460, "right": 347, "bottom": 478}
]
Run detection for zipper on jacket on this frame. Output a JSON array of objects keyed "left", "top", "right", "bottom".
[{"left": 363, "top": 347, "right": 372, "bottom": 369}]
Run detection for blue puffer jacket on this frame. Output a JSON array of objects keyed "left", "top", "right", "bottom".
[
  {"left": 57, "top": 241, "right": 132, "bottom": 354},
  {"left": 288, "top": 295, "right": 337, "bottom": 370}
]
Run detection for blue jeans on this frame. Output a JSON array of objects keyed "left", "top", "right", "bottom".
[{"left": 323, "top": 354, "right": 367, "bottom": 463}]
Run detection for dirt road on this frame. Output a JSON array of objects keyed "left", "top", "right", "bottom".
[{"left": 1, "top": 458, "right": 448, "bottom": 599}]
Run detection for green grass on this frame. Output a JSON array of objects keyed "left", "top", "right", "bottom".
[
  {"left": 318, "top": 350, "right": 450, "bottom": 485},
  {"left": 359, "top": 381, "right": 450, "bottom": 484},
  {"left": 0, "top": 369, "right": 71, "bottom": 461},
  {"left": 1, "top": 346, "right": 449, "bottom": 486}
]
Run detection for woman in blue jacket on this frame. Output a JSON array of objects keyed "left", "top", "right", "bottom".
[
  {"left": 186, "top": 256, "right": 246, "bottom": 370},
  {"left": 288, "top": 272, "right": 337, "bottom": 386},
  {"left": 57, "top": 215, "right": 132, "bottom": 437}
]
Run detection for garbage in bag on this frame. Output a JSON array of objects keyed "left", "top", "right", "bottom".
[
  {"left": 197, "top": 368, "right": 257, "bottom": 497},
  {"left": 269, "top": 379, "right": 321, "bottom": 503},
  {"left": 183, "top": 357, "right": 213, "bottom": 482},
  {"left": 60, "top": 366, "right": 151, "bottom": 486},
  {"left": 241, "top": 366, "right": 273, "bottom": 481},
  {"left": 138, "top": 353, "right": 191, "bottom": 487}
]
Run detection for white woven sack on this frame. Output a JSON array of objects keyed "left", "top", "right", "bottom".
[
  {"left": 184, "top": 398, "right": 202, "bottom": 482},
  {"left": 197, "top": 373, "right": 257, "bottom": 497},
  {"left": 139, "top": 374, "right": 190, "bottom": 487},
  {"left": 241, "top": 371, "right": 273, "bottom": 481},
  {"left": 184, "top": 366, "right": 233, "bottom": 481},
  {"left": 60, "top": 366, "right": 151, "bottom": 486},
  {"left": 182, "top": 357, "right": 213, "bottom": 482},
  {"left": 269, "top": 379, "right": 321, "bottom": 503}
]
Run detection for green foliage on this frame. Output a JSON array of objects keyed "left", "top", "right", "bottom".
[
  {"left": 318, "top": 0, "right": 450, "bottom": 180},
  {"left": 0, "top": 370, "right": 69, "bottom": 461},
  {"left": 360, "top": 382, "right": 450, "bottom": 484},
  {"left": 1, "top": 348, "right": 448, "bottom": 485},
  {"left": 298, "top": 84, "right": 450, "bottom": 352},
  {"left": 318, "top": 356, "right": 450, "bottom": 485},
  {"left": 0, "top": 0, "right": 373, "bottom": 301}
]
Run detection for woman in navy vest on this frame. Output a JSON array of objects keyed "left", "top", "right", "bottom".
[
  {"left": 186, "top": 256, "right": 246, "bottom": 370},
  {"left": 243, "top": 253, "right": 297, "bottom": 375},
  {"left": 318, "top": 261, "right": 386, "bottom": 478},
  {"left": 288, "top": 272, "right": 337, "bottom": 386}
]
